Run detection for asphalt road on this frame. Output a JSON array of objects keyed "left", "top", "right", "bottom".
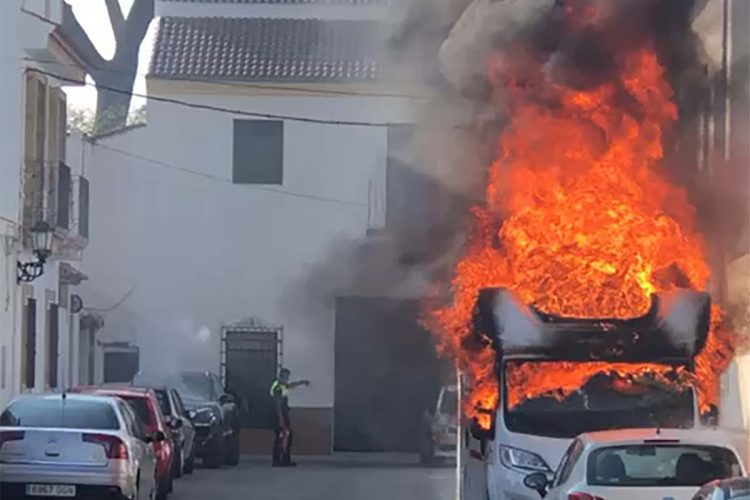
[{"left": 172, "top": 454, "right": 455, "bottom": 500}]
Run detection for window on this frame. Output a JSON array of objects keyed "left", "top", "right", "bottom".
[
  {"left": 586, "top": 444, "right": 742, "bottom": 487},
  {"left": 0, "top": 398, "right": 119, "bottom": 430},
  {"left": 117, "top": 395, "right": 155, "bottom": 429},
  {"left": 154, "top": 388, "right": 171, "bottom": 416},
  {"left": 119, "top": 401, "right": 147, "bottom": 440},
  {"left": 171, "top": 390, "right": 188, "bottom": 417},
  {"left": 503, "top": 361, "right": 695, "bottom": 438},
  {"left": 232, "top": 119, "right": 283, "bottom": 184},
  {"left": 210, "top": 373, "right": 224, "bottom": 398},
  {"left": 181, "top": 373, "right": 214, "bottom": 400},
  {"left": 47, "top": 303, "right": 59, "bottom": 389},
  {"left": 23, "top": 298, "right": 37, "bottom": 389},
  {"left": 23, "top": 75, "right": 68, "bottom": 228}
]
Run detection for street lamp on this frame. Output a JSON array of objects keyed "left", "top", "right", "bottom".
[{"left": 17, "top": 221, "right": 53, "bottom": 283}]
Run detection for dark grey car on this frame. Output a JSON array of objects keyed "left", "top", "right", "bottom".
[{"left": 179, "top": 371, "right": 241, "bottom": 469}]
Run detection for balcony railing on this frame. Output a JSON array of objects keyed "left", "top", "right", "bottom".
[
  {"left": 72, "top": 174, "right": 89, "bottom": 239},
  {"left": 22, "top": 160, "right": 89, "bottom": 248}
]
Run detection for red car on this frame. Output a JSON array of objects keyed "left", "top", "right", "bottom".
[{"left": 71, "top": 386, "right": 175, "bottom": 499}]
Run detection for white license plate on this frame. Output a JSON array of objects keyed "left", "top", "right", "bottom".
[{"left": 26, "top": 484, "right": 76, "bottom": 497}]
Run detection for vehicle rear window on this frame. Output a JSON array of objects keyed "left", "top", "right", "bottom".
[
  {"left": 154, "top": 389, "right": 171, "bottom": 417},
  {"left": 119, "top": 396, "right": 155, "bottom": 427},
  {"left": 0, "top": 398, "right": 119, "bottom": 430},
  {"left": 587, "top": 444, "right": 742, "bottom": 487}
]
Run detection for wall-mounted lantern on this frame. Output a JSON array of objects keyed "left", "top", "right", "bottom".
[{"left": 17, "top": 222, "right": 53, "bottom": 283}]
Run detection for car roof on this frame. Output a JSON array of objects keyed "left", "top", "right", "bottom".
[
  {"left": 81, "top": 386, "right": 154, "bottom": 398},
  {"left": 579, "top": 427, "right": 737, "bottom": 448},
  {"left": 10, "top": 393, "right": 120, "bottom": 405}
]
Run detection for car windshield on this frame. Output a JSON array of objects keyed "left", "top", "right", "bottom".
[
  {"left": 587, "top": 444, "right": 742, "bottom": 487},
  {"left": 504, "top": 361, "right": 695, "bottom": 438},
  {"left": 132, "top": 373, "right": 206, "bottom": 403},
  {"left": 181, "top": 373, "right": 213, "bottom": 400},
  {"left": 0, "top": 398, "right": 119, "bottom": 430}
]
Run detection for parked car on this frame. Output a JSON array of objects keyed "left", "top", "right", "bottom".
[
  {"left": 73, "top": 386, "right": 176, "bottom": 499},
  {"left": 694, "top": 477, "right": 750, "bottom": 500},
  {"left": 0, "top": 393, "right": 159, "bottom": 500},
  {"left": 132, "top": 377, "right": 197, "bottom": 477},
  {"left": 523, "top": 428, "right": 745, "bottom": 500},
  {"left": 178, "top": 371, "right": 241, "bottom": 468},
  {"left": 419, "top": 384, "right": 458, "bottom": 465}
]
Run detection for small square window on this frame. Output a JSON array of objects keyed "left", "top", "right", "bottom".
[{"left": 232, "top": 120, "right": 283, "bottom": 184}]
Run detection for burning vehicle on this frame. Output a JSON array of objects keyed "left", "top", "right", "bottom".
[
  {"left": 421, "top": 1, "right": 745, "bottom": 499},
  {"left": 460, "top": 288, "right": 712, "bottom": 500}
]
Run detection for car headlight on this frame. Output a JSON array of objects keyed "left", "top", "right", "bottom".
[
  {"left": 191, "top": 407, "right": 218, "bottom": 425},
  {"left": 499, "top": 445, "right": 551, "bottom": 472}
]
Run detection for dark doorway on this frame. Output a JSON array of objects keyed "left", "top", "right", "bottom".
[
  {"left": 223, "top": 329, "right": 279, "bottom": 429},
  {"left": 103, "top": 350, "right": 139, "bottom": 383},
  {"left": 334, "top": 297, "right": 442, "bottom": 452}
]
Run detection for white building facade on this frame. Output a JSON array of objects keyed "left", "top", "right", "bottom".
[
  {"left": 0, "top": 0, "right": 90, "bottom": 409},
  {"left": 81, "top": 0, "right": 429, "bottom": 453}
]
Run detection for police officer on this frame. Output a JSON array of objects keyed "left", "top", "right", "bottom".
[{"left": 270, "top": 368, "right": 310, "bottom": 466}]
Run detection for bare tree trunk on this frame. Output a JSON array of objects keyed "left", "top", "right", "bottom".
[{"left": 61, "top": 0, "right": 154, "bottom": 135}]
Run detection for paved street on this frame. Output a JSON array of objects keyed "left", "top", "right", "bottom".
[{"left": 172, "top": 454, "right": 455, "bottom": 500}]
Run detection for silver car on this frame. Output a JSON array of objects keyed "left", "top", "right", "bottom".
[
  {"left": 694, "top": 478, "right": 750, "bottom": 500},
  {"left": 0, "top": 393, "right": 160, "bottom": 500}
]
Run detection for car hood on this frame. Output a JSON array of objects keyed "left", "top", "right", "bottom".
[{"left": 183, "top": 397, "right": 220, "bottom": 411}]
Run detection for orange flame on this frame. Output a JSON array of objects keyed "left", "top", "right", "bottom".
[{"left": 427, "top": 21, "right": 736, "bottom": 428}]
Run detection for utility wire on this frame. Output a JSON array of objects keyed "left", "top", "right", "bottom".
[
  {"left": 21, "top": 56, "right": 428, "bottom": 100},
  {"left": 85, "top": 287, "right": 135, "bottom": 313},
  {"left": 29, "top": 67, "right": 407, "bottom": 127},
  {"left": 91, "top": 141, "right": 370, "bottom": 208}
]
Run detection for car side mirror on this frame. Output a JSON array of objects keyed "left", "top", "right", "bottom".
[
  {"left": 169, "top": 418, "right": 183, "bottom": 430},
  {"left": 151, "top": 430, "right": 166, "bottom": 443},
  {"left": 219, "top": 393, "right": 235, "bottom": 404},
  {"left": 523, "top": 472, "right": 550, "bottom": 498}
]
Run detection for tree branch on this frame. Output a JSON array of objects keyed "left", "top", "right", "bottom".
[
  {"left": 105, "top": 0, "right": 125, "bottom": 37},
  {"left": 60, "top": 2, "right": 106, "bottom": 70},
  {"left": 121, "top": 0, "right": 155, "bottom": 46}
]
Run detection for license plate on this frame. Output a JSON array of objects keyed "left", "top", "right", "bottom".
[{"left": 26, "top": 484, "right": 76, "bottom": 497}]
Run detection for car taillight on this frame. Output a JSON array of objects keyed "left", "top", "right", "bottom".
[
  {"left": 82, "top": 433, "right": 128, "bottom": 459},
  {"left": 568, "top": 493, "right": 604, "bottom": 500},
  {"left": 0, "top": 430, "right": 25, "bottom": 447}
]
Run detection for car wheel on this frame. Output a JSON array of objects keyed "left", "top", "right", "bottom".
[
  {"left": 203, "top": 436, "right": 225, "bottom": 469},
  {"left": 224, "top": 431, "right": 241, "bottom": 466}
]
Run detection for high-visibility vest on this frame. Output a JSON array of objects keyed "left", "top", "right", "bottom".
[{"left": 270, "top": 379, "right": 289, "bottom": 398}]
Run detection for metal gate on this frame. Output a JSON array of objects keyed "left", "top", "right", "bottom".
[{"left": 221, "top": 320, "right": 283, "bottom": 429}]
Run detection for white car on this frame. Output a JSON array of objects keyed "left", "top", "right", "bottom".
[
  {"left": 522, "top": 428, "right": 745, "bottom": 500},
  {"left": 419, "top": 385, "right": 458, "bottom": 464},
  {"left": 0, "top": 393, "right": 160, "bottom": 500}
]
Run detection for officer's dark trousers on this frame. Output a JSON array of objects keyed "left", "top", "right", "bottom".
[{"left": 272, "top": 425, "right": 293, "bottom": 465}]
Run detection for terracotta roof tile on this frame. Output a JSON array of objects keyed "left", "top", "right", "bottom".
[{"left": 150, "top": 16, "right": 383, "bottom": 82}]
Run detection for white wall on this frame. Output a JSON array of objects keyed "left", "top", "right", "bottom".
[{"left": 82, "top": 91, "right": 414, "bottom": 408}]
